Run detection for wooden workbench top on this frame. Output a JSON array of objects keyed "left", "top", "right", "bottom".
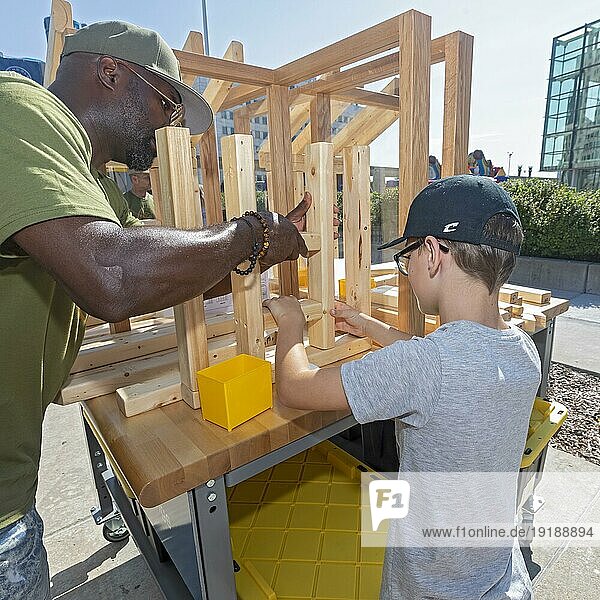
[{"left": 82, "top": 391, "right": 351, "bottom": 509}]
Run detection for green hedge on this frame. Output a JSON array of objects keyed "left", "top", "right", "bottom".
[{"left": 500, "top": 179, "right": 600, "bottom": 262}]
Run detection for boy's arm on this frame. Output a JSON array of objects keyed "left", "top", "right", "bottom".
[
  {"left": 264, "top": 297, "right": 350, "bottom": 411},
  {"left": 331, "top": 301, "right": 412, "bottom": 347}
]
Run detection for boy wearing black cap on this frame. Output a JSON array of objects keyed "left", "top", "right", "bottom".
[{"left": 264, "top": 175, "right": 541, "bottom": 599}]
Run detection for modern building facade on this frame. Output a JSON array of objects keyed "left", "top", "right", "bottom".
[{"left": 540, "top": 18, "right": 600, "bottom": 190}]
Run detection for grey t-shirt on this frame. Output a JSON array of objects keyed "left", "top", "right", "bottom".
[{"left": 341, "top": 320, "right": 541, "bottom": 600}]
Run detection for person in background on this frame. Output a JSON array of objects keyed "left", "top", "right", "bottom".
[
  {"left": 428, "top": 155, "right": 441, "bottom": 180},
  {"left": 123, "top": 169, "right": 156, "bottom": 219}
]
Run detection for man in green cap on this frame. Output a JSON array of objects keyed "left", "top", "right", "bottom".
[
  {"left": 0, "top": 21, "right": 322, "bottom": 599},
  {"left": 123, "top": 170, "right": 156, "bottom": 219}
]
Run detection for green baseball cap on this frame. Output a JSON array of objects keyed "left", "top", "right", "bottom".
[{"left": 61, "top": 20, "right": 213, "bottom": 135}]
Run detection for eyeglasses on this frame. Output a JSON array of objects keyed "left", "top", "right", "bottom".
[
  {"left": 116, "top": 60, "right": 185, "bottom": 127},
  {"left": 393, "top": 239, "right": 450, "bottom": 276}
]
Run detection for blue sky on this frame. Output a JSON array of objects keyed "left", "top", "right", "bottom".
[{"left": 3, "top": 1, "right": 599, "bottom": 175}]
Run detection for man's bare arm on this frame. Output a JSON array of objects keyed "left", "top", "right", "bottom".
[{"left": 13, "top": 214, "right": 305, "bottom": 322}]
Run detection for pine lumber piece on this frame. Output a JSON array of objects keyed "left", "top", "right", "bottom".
[
  {"left": 521, "top": 297, "right": 570, "bottom": 328},
  {"left": 73, "top": 301, "right": 324, "bottom": 375},
  {"left": 520, "top": 313, "right": 538, "bottom": 333},
  {"left": 371, "top": 285, "right": 399, "bottom": 309},
  {"left": 503, "top": 284, "right": 551, "bottom": 305},
  {"left": 116, "top": 374, "right": 181, "bottom": 417},
  {"left": 305, "top": 142, "right": 336, "bottom": 349},
  {"left": 342, "top": 146, "right": 371, "bottom": 315},
  {"left": 222, "top": 134, "right": 265, "bottom": 358},
  {"left": 498, "top": 288, "right": 520, "bottom": 304}
]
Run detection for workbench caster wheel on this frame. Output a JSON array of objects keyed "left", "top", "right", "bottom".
[{"left": 102, "top": 515, "right": 129, "bottom": 543}]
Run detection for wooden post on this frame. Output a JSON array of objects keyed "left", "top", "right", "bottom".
[
  {"left": 397, "top": 10, "right": 431, "bottom": 337},
  {"left": 442, "top": 31, "right": 473, "bottom": 177},
  {"left": 44, "top": 0, "right": 73, "bottom": 86},
  {"left": 148, "top": 165, "right": 164, "bottom": 223},
  {"left": 222, "top": 134, "right": 265, "bottom": 359},
  {"left": 310, "top": 94, "right": 332, "bottom": 143},
  {"left": 233, "top": 106, "right": 251, "bottom": 134},
  {"left": 305, "top": 142, "right": 336, "bottom": 350},
  {"left": 267, "top": 84, "right": 299, "bottom": 297},
  {"left": 343, "top": 146, "right": 371, "bottom": 315},
  {"left": 155, "top": 126, "right": 209, "bottom": 408}
]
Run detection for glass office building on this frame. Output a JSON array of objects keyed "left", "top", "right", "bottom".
[{"left": 541, "top": 18, "right": 600, "bottom": 189}]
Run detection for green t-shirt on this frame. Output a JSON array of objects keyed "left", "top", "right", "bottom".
[
  {"left": 0, "top": 72, "right": 138, "bottom": 529},
  {"left": 123, "top": 190, "right": 156, "bottom": 220}
]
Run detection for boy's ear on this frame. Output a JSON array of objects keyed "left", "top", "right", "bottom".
[{"left": 424, "top": 236, "right": 443, "bottom": 276}]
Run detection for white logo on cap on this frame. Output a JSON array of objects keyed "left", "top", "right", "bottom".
[{"left": 443, "top": 222, "right": 459, "bottom": 233}]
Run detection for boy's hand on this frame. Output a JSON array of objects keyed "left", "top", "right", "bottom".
[
  {"left": 330, "top": 300, "right": 366, "bottom": 337},
  {"left": 263, "top": 296, "right": 306, "bottom": 329}
]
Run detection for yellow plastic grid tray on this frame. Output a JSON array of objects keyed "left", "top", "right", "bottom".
[{"left": 228, "top": 441, "right": 384, "bottom": 600}]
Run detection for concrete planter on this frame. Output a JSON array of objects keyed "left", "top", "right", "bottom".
[{"left": 509, "top": 256, "right": 599, "bottom": 293}]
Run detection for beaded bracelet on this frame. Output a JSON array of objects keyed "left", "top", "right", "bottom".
[{"left": 231, "top": 211, "right": 271, "bottom": 275}]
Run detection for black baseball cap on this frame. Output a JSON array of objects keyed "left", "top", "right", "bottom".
[
  {"left": 379, "top": 175, "right": 521, "bottom": 253},
  {"left": 61, "top": 21, "right": 213, "bottom": 135}
]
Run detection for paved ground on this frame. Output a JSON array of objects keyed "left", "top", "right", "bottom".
[
  {"left": 37, "top": 290, "right": 599, "bottom": 599},
  {"left": 551, "top": 291, "right": 600, "bottom": 373}
]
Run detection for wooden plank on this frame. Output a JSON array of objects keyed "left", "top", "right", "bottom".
[
  {"left": 503, "top": 284, "right": 552, "bottom": 305},
  {"left": 275, "top": 16, "right": 401, "bottom": 85},
  {"left": 371, "top": 285, "right": 399, "bottom": 308},
  {"left": 332, "top": 88, "right": 399, "bottom": 111},
  {"left": 521, "top": 297, "right": 570, "bottom": 327},
  {"left": 198, "top": 125, "right": 223, "bottom": 224},
  {"left": 498, "top": 287, "right": 520, "bottom": 304},
  {"left": 222, "top": 134, "right": 265, "bottom": 358},
  {"left": 148, "top": 165, "right": 164, "bottom": 223},
  {"left": 156, "top": 126, "right": 209, "bottom": 408},
  {"left": 305, "top": 142, "right": 336, "bottom": 349},
  {"left": 174, "top": 50, "right": 275, "bottom": 85},
  {"left": 116, "top": 374, "right": 181, "bottom": 417},
  {"left": 181, "top": 31, "right": 204, "bottom": 85},
  {"left": 259, "top": 152, "right": 343, "bottom": 173},
  {"left": 233, "top": 106, "right": 251, "bottom": 134},
  {"left": 292, "top": 99, "right": 348, "bottom": 155},
  {"left": 397, "top": 10, "right": 431, "bottom": 337},
  {"left": 343, "top": 146, "right": 371, "bottom": 315},
  {"left": 331, "top": 79, "right": 398, "bottom": 154},
  {"left": 300, "top": 233, "right": 320, "bottom": 253},
  {"left": 442, "top": 31, "right": 473, "bottom": 177},
  {"left": 310, "top": 94, "right": 332, "bottom": 143},
  {"left": 44, "top": 0, "right": 73, "bottom": 86},
  {"left": 221, "top": 84, "right": 266, "bottom": 111},
  {"left": 109, "top": 320, "right": 131, "bottom": 334},
  {"left": 201, "top": 41, "right": 244, "bottom": 113},
  {"left": 267, "top": 84, "right": 298, "bottom": 297}
]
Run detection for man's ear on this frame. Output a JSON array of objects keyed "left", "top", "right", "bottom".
[{"left": 96, "top": 56, "right": 120, "bottom": 91}]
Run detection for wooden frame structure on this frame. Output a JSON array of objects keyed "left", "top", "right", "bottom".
[{"left": 47, "top": 0, "right": 474, "bottom": 415}]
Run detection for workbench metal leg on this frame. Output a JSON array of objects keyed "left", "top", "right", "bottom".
[
  {"left": 531, "top": 319, "right": 555, "bottom": 398},
  {"left": 190, "top": 478, "right": 237, "bottom": 600}
]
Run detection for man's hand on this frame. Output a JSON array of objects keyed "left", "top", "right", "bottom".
[
  {"left": 330, "top": 300, "right": 366, "bottom": 337},
  {"left": 263, "top": 296, "right": 306, "bottom": 330},
  {"left": 285, "top": 191, "right": 341, "bottom": 239}
]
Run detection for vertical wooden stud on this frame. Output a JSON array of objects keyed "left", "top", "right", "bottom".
[
  {"left": 155, "top": 126, "right": 209, "bottom": 408},
  {"left": 397, "top": 10, "right": 431, "bottom": 337},
  {"left": 310, "top": 93, "right": 332, "bottom": 143},
  {"left": 222, "top": 134, "right": 265, "bottom": 359},
  {"left": 305, "top": 142, "right": 336, "bottom": 350},
  {"left": 343, "top": 146, "right": 371, "bottom": 315},
  {"left": 442, "top": 31, "right": 473, "bottom": 177},
  {"left": 267, "top": 84, "right": 299, "bottom": 297},
  {"left": 234, "top": 106, "right": 251, "bottom": 134}
]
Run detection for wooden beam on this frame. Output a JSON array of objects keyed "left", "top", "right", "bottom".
[
  {"left": 181, "top": 31, "right": 204, "bottom": 85},
  {"left": 331, "top": 79, "right": 398, "bottom": 154},
  {"left": 305, "top": 142, "right": 336, "bottom": 349},
  {"left": 343, "top": 146, "right": 371, "bottom": 315},
  {"left": 331, "top": 88, "right": 399, "bottom": 111},
  {"left": 222, "top": 134, "right": 265, "bottom": 358},
  {"left": 292, "top": 99, "right": 348, "bottom": 154},
  {"left": 310, "top": 94, "right": 332, "bottom": 142},
  {"left": 174, "top": 50, "right": 275, "bottom": 85},
  {"left": 275, "top": 16, "right": 401, "bottom": 85},
  {"left": 267, "top": 84, "right": 299, "bottom": 297},
  {"left": 201, "top": 41, "right": 244, "bottom": 113},
  {"left": 442, "top": 31, "right": 473, "bottom": 177},
  {"left": 44, "top": 0, "right": 73, "bottom": 86},
  {"left": 221, "top": 84, "right": 266, "bottom": 111},
  {"left": 233, "top": 106, "right": 251, "bottom": 134},
  {"left": 156, "top": 126, "right": 209, "bottom": 408},
  {"left": 397, "top": 10, "right": 431, "bottom": 337}
]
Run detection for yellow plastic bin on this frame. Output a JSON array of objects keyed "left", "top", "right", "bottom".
[{"left": 196, "top": 354, "right": 272, "bottom": 431}]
